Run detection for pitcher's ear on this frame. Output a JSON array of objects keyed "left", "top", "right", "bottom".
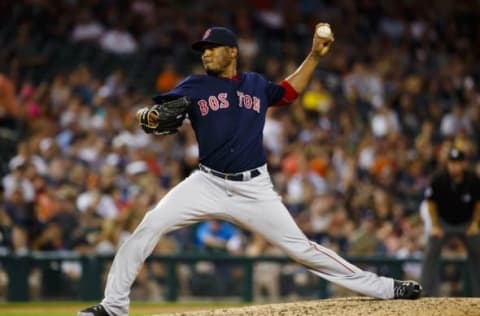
[{"left": 231, "top": 47, "right": 238, "bottom": 58}]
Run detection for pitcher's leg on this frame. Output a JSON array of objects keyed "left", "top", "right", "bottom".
[
  {"left": 230, "top": 199, "right": 395, "bottom": 299},
  {"left": 420, "top": 236, "right": 443, "bottom": 296},
  {"left": 101, "top": 172, "right": 220, "bottom": 316}
]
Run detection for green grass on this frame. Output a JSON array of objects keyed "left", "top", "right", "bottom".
[{"left": 0, "top": 301, "right": 245, "bottom": 316}]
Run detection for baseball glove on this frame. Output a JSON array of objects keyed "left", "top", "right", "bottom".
[{"left": 138, "top": 96, "right": 190, "bottom": 135}]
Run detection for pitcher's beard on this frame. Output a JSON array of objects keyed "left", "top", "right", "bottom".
[{"left": 205, "top": 68, "right": 222, "bottom": 76}]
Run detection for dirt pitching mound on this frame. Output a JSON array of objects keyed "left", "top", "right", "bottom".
[{"left": 160, "top": 297, "right": 480, "bottom": 316}]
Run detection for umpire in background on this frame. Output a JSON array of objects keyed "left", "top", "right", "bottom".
[{"left": 421, "top": 148, "right": 480, "bottom": 296}]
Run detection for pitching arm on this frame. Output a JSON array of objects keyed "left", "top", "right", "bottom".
[{"left": 284, "top": 23, "right": 334, "bottom": 94}]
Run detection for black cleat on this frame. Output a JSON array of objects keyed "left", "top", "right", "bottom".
[
  {"left": 77, "top": 304, "right": 110, "bottom": 316},
  {"left": 393, "top": 279, "right": 423, "bottom": 299}
]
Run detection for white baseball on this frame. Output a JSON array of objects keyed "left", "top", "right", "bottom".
[{"left": 316, "top": 25, "right": 332, "bottom": 38}]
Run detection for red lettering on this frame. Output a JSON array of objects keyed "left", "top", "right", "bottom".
[
  {"left": 253, "top": 96, "right": 260, "bottom": 113},
  {"left": 237, "top": 91, "right": 244, "bottom": 107},
  {"left": 209, "top": 96, "right": 219, "bottom": 110},
  {"left": 218, "top": 93, "right": 229, "bottom": 109},
  {"left": 198, "top": 99, "right": 208, "bottom": 116},
  {"left": 199, "top": 92, "right": 260, "bottom": 115},
  {"left": 244, "top": 95, "right": 252, "bottom": 109}
]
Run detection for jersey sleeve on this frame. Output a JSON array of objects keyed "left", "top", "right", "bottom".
[
  {"left": 265, "top": 77, "right": 299, "bottom": 107},
  {"left": 269, "top": 80, "right": 299, "bottom": 107}
]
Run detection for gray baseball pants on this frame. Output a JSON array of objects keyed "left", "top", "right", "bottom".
[{"left": 101, "top": 166, "right": 395, "bottom": 316}]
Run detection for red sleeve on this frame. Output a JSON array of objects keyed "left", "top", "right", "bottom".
[{"left": 271, "top": 80, "right": 299, "bottom": 107}]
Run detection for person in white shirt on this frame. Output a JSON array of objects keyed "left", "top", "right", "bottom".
[
  {"left": 100, "top": 23, "right": 138, "bottom": 55},
  {"left": 71, "top": 10, "right": 105, "bottom": 42}
]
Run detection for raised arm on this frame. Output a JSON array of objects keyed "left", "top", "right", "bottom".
[{"left": 285, "top": 23, "right": 334, "bottom": 94}]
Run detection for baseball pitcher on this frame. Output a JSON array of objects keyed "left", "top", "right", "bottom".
[{"left": 79, "top": 24, "right": 422, "bottom": 316}]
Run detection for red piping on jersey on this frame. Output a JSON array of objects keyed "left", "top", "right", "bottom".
[{"left": 272, "top": 80, "right": 299, "bottom": 107}]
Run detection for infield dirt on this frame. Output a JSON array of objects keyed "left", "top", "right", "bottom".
[{"left": 160, "top": 297, "right": 480, "bottom": 316}]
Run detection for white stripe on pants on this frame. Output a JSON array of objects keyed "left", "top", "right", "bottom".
[{"left": 102, "top": 167, "right": 394, "bottom": 316}]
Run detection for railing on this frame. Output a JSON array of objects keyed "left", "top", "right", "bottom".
[{"left": 0, "top": 252, "right": 470, "bottom": 302}]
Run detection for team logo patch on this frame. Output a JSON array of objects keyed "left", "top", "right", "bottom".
[{"left": 202, "top": 29, "right": 211, "bottom": 40}]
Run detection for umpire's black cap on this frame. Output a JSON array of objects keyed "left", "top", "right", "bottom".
[
  {"left": 448, "top": 148, "right": 466, "bottom": 161},
  {"left": 192, "top": 27, "right": 238, "bottom": 51}
]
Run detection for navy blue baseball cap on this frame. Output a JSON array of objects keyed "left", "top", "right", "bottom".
[{"left": 192, "top": 27, "right": 238, "bottom": 51}]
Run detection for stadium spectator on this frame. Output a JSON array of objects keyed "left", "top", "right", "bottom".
[
  {"left": 6, "top": 22, "right": 48, "bottom": 81},
  {"left": 155, "top": 63, "right": 181, "bottom": 93},
  {"left": 193, "top": 220, "right": 244, "bottom": 296},
  {"left": 0, "top": 72, "right": 22, "bottom": 136},
  {"left": 246, "top": 233, "right": 283, "bottom": 301},
  {"left": 195, "top": 220, "right": 243, "bottom": 254},
  {"left": 100, "top": 22, "right": 138, "bottom": 55},
  {"left": 76, "top": 187, "right": 119, "bottom": 220},
  {"left": 0, "top": 188, "right": 12, "bottom": 254},
  {"left": 71, "top": 9, "right": 105, "bottom": 43},
  {"left": 440, "top": 104, "right": 472, "bottom": 138}
]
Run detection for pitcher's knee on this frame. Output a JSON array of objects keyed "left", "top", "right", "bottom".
[{"left": 135, "top": 218, "right": 165, "bottom": 237}]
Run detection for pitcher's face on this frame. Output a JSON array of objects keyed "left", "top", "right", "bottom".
[{"left": 201, "top": 45, "right": 237, "bottom": 76}]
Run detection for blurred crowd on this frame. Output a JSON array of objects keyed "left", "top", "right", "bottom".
[{"left": 1, "top": 0, "right": 479, "bottom": 300}]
